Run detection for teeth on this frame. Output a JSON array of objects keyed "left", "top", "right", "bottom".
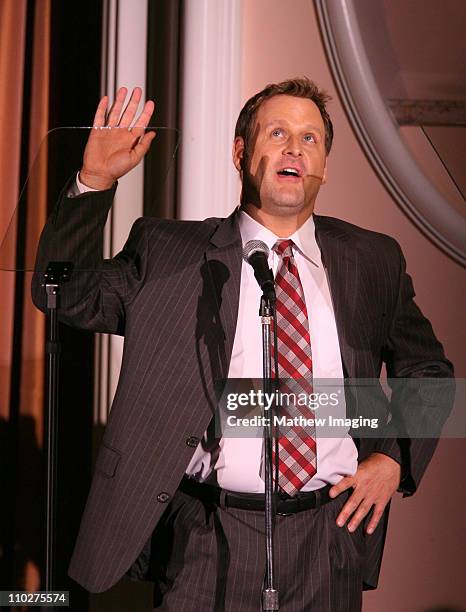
[{"left": 281, "top": 168, "right": 299, "bottom": 176}]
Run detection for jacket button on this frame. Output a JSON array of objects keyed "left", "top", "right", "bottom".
[
  {"left": 186, "top": 436, "right": 200, "bottom": 448},
  {"left": 157, "top": 492, "right": 170, "bottom": 503}
]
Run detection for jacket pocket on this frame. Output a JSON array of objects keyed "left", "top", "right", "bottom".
[{"left": 95, "top": 443, "right": 122, "bottom": 478}]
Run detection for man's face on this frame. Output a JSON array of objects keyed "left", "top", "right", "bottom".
[{"left": 233, "top": 95, "right": 327, "bottom": 221}]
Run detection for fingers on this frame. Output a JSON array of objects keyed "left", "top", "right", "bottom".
[
  {"left": 130, "top": 100, "right": 156, "bottom": 140},
  {"left": 97, "top": 87, "right": 154, "bottom": 131},
  {"left": 107, "top": 86, "right": 128, "bottom": 126},
  {"left": 119, "top": 87, "right": 143, "bottom": 127},
  {"left": 329, "top": 475, "right": 354, "bottom": 499},
  {"left": 335, "top": 489, "right": 364, "bottom": 528},
  {"left": 331, "top": 453, "right": 400, "bottom": 535},
  {"left": 346, "top": 500, "right": 373, "bottom": 532},
  {"left": 134, "top": 99, "right": 155, "bottom": 129},
  {"left": 93, "top": 96, "right": 109, "bottom": 127},
  {"left": 344, "top": 498, "right": 385, "bottom": 534},
  {"left": 132, "top": 130, "right": 156, "bottom": 159},
  {"left": 365, "top": 505, "right": 385, "bottom": 535},
  {"left": 334, "top": 483, "right": 391, "bottom": 534}
]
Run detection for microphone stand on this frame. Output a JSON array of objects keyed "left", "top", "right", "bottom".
[
  {"left": 42, "top": 261, "right": 72, "bottom": 596},
  {"left": 260, "top": 294, "right": 279, "bottom": 612}
]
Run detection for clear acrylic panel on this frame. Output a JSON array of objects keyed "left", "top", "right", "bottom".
[{"left": 0, "top": 126, "right": 179, "bottom": 272}]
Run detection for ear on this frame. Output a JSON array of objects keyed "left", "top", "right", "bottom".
[
  {"left": 321, "top": 158, "right": 327, "bottom": 184},
  {"left": 232, "top": 136, "right": 245, "bottom": 173}
]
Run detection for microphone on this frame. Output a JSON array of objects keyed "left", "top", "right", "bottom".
[{"left": 242, "top": 240, "right": 275, "bottom": 301}]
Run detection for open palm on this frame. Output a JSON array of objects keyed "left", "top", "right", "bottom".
[{"left": 80, "top": 86, "right": 155, "bottom": 190}]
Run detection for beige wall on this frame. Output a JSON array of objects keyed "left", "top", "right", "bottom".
[{"left": 241, "top": 1, "right": 465, "bottom": 610}]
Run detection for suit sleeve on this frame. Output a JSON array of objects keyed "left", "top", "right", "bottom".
[
  {"left": 375, "top": 241, "right": 454, "bottom": 495},
  {"left": 31, "top": 177, "right": 150, "bottom": 336}
]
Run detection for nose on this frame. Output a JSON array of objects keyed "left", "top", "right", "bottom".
[{"left": 283, "top": 134, "right": 302, "bottom": 157}]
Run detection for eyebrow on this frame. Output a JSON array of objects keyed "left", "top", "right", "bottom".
[{"left": 264, "top": 120, "right": 323, "bottom": 135}]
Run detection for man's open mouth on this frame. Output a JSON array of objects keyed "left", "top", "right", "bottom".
[{"left": 277, "top": 167, "right": 302, "bottom": 178}]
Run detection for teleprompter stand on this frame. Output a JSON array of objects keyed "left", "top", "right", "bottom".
[
  {"left": 260, "top": 294, "right": 279, "bottom": 611},
  {"left": 42, "top": 262, "right": 73, "bottom": 594}
]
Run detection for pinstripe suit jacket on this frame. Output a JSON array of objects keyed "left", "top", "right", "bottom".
[{"left": 32, "top": 182, "right": 453, "bottom": 593}]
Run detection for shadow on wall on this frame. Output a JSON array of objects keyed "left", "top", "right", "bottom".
[{"left": 424, "top": 607, "right": 466, "bottom": 612}]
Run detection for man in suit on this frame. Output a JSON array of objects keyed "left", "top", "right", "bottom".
[{"left": 33, "top": 78, "right": 453, "bottom": 611}]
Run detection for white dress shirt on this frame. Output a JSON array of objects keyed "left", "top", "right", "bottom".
[{"left": 186, "top": 210, "right": 357, "bottom": 492}]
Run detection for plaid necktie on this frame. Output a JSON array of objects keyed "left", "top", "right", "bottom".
[{"left": 272, "top": 239, "right": 317, "bottom": 496}]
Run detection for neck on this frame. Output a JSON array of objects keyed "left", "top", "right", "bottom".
[{"left": 241, "top": 204, "right": 313, "bottom": 237}]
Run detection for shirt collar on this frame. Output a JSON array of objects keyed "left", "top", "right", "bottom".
[{"left": 237, "top": 209, "right": 321, "bottom": 267}]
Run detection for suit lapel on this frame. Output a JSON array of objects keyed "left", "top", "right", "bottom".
[
  {"left": 314, "top": 215, "right": 360, "bottom": 378},
  {"left": 203, "top": 212, "right": 243, "bottom": 380},
  {"left": 201, "top": 213, "right": 362, "bottom": 380}
]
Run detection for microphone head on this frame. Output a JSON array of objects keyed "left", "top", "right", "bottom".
[{"left": 242, "top": 240, "right": 269, "bottom": 263}]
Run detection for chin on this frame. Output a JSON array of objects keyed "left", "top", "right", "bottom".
[
  {"left": 271, "top": 196, "right": 306, "bottom": 211},
  {"left": 264, "top": 204, "right": 305, "bottom": 219},
  {"left": 270, "top": 186, "right": 305, "bottom": 206}
]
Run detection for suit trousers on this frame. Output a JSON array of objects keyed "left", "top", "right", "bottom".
[{"left": 149, "top": 487, "right": 365, "bottom": 611}]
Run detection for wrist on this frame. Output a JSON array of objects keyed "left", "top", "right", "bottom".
[
  {"left": 79, "top": 169, "right": 114, "bottom": 191},
  {"left": 370, "top": 451, "right": 402, "bottom": 483}
]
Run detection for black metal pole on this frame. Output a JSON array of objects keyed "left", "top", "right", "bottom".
[
  {"left": 42, "top": 262, "right": 72, "bottom": 597},
  {"left": 44, "top": 284, "right": 59, "bottom": 592},
  {"left": 260, "top": 295, "right": 279, "bottom": 612}
]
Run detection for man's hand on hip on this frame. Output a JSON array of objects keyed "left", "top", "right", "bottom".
[{"left": 329, "top": 452, "right": 401, "bottom": 535}]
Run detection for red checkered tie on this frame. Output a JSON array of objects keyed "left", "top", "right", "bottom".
[{"left": 272, "top": 239, "right": 317, "bottom": 496}]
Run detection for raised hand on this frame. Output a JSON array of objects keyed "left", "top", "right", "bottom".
[{"left": 79, "top": 87, "right": 155, "bottom": 190}]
